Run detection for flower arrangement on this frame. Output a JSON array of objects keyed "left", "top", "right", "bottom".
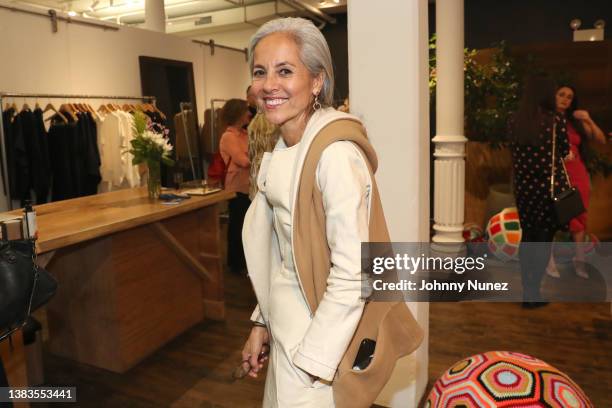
[{"left": 129, "top": 111, "right": 174, "bottom": 198}]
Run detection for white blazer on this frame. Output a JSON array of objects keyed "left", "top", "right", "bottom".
[{"left": 242, "top": 108, "right": 373, "bottom": 381}]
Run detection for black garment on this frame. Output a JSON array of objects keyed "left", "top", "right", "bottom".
[
  {"left": 227, "top": 192, "right": 251, "bottom": 273},
  {"left": 519, "top": 227, "right": 556, "bottom": 301},
  {"left": 18, "top": 109, "right": 51, "bottom": 205},
  {"left": 48, "top": 117, "right": 78, "bottom": 201},
  {"left": 511, "top": 112, "right": 571, "bottom": 233},
  {"left": 4, "top": 108, "right": 30, "bottom": 202},
  {"left": 32, "top": 109, "right": 51, "bottom": 203},
  {"left": 77, "top": 113, "right": 101, "bottom": 196}
]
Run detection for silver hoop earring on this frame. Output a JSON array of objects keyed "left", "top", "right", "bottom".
[{"left": 313, "top": 94, "right": 322, "bottom": 111}]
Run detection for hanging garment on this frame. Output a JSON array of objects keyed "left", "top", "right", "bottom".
[
  {"left": 5, "top": 109, "right": 30, "bottom": 203},
  {"left": 48, "top": 115, "right": 78, "bottom": 201},
  {"left": 96, "top": 111, "right": 122, "bottom": 192},
  {"left": 117, "top": 111, "right": 140, "bottom": 188},
  {"left": 32, "top": 108, "right": 51, "bottom": 203},
  {"left": 77, "top": 112, "right": 101, "bottom": 196}
]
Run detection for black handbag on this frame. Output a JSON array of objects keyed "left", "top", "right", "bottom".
[
  {"left": 550, "top": 122, "right": 585, "bottom": 226},
  {"left": 0, "top": 239, "right": 58, "bottom": 342}
]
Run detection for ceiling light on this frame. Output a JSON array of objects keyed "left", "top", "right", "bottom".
[
  {"left": 333, "top": 0, "right": 340, "bottom": 3},
  {"left": 319, "top": 1, "right": 327, "bottom": 5},
  {"left": 68, "top": 10, "right": 77, "bottom": 16}
]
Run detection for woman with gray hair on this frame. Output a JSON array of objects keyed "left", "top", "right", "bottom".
[{"left": 239, "top": 17, "right": 422, "bottom": 408}]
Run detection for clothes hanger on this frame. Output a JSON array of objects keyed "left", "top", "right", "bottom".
[
  {"left": 43, "top": 102, "right": 68, "bottom": 124},
  {"left": 151, "top": 103, "right": 166, "bottom": 120},
  {"left": 59, "top": 103, "right": 78, "bottom": 121},
  {"left": 86, "top": 103, "right": 100, "bottom": 121},
  {"left": 22, "top": 97, "right": 30, "bottom": 112}
]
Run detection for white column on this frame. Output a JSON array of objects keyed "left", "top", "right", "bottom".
[
  {"left": 348, "top": 0, "right": 430, "bottom": 406},
  {"left": 432, "top": 0, "right": 467, "bottom": 243},
  {"left": 143, "top": 0, "right": 166, "bottom": 32}
]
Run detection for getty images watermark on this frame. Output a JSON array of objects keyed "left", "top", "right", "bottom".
[{"left": 361, "top": 242, "right": 612, "bottom": 302}]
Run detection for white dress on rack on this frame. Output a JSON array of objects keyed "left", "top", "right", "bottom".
[{"left": 260, "top": 136, "right": 370, "bottom": 408}]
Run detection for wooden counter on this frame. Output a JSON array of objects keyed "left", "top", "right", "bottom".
[{"left": 4, "top": 187, "right": 234, "bottom": 373}]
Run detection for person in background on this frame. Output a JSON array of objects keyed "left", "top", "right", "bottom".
[
  {"left": 509, "top": 75, "right": 571, "bottom": 308},
  {"left": 246, "top": 85, "right": 258, "bottom": 119},
  {"left": 219, "top": 99, "right": 252, "bottom": 274},
  {"left": 546, "top": 84, "right": 607, "bottom": 279}
]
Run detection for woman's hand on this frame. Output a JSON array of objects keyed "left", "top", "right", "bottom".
[
  {"left": 564, "top": 150, "right": 575, "bottom": 162},
  {"left": 241, "top": 326, "right": 270, "bottom": 378},
  {"left": 573, "top": 110, "right": 590, "bottom": 121}
]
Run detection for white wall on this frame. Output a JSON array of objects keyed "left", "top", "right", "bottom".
[
  {"left": 0, "top": 5, "right": 250, "bottom": 210},
  {"left": 192, "top": 27, "right": 258, "bottom": 51},
  {"left": 348, "top": 0, "right": 430, "bottom": 406}
]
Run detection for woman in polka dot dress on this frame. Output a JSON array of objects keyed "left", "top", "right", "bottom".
[{"left": 509, "top": 76, "right": 570, "bottom": 307}]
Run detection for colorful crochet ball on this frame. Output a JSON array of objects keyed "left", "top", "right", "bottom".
[
  {"left": 486, "top": 207, "right": 522, "bottom": 262},
  {"left": 426, "top": 351, "right": 593, "bottom": 408}
]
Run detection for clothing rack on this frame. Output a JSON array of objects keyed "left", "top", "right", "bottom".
[{"left": 0, "top": 92, "right": 156, "bottom": 210}]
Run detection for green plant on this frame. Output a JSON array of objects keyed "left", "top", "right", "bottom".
[
  {"left": 429, "top": 36, "right": 521, "bottom": 145},
  {"left": 129, "top": 111, "right": 175, "bottom": 167}
]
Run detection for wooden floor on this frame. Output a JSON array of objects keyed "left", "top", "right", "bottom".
[{"left": 39, "top": 269, "right": 612, "bottom": 407}]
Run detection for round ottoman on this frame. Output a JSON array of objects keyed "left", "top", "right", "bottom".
[
  {"left": 486, "top": 207, "right": 522, "bottom": 262},
  {"left": 426, "top": 351, "right": 592, "bottom": 407}
]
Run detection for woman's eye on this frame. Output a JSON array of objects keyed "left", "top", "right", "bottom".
[
  {"left": 279, "top": 68, "right": 292, "bottom": 76},
  {"left": 253, "top": 69, "right": 265, "bottom": 78}
]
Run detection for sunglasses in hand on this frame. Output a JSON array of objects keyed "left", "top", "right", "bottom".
[{"left": 232, "top": 343, "right": 270, "bottom": 380}]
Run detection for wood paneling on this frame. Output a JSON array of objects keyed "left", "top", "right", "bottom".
[{"left": 45, "top": 205, "right": 224, "bottom": 373}]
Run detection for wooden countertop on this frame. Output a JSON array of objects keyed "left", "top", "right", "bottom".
[{"left": 2, "top": 187, "right": 235, "bottom": 254}]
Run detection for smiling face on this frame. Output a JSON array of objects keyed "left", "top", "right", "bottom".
[
  {"left": 251, "top": 32, "right": 322, "bottom": 140},
  {"left": 555, "top": 86, "right": 574, "bottom": 113}
]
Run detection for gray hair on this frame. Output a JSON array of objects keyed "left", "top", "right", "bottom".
[{"left": 248, "top": 17, "right": 334, "bottom": 107}]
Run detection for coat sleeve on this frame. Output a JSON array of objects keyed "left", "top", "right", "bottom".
[
  {"left": 292, "top": 141, "right": 370, "bottom": 381},
  {"left": 250, "top": 304, "right": 266, "bottom": 325}
]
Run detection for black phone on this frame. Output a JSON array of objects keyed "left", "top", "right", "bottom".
[{"left": 352, "top": 338, "right": 376, "bottom": 371}]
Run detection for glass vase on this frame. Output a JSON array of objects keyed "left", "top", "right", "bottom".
[{"left": 147, "top": 160, "right": 161, "bottom": 200}]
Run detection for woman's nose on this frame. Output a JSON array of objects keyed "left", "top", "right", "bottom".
[{"left": 262, "top": 73, "right": 278, "bottom": 93}]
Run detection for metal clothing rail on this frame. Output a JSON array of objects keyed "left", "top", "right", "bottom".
[
  {"left": 0, "top": 92, "right": 155, "bottom": 101},
  {"left": 192, "top": 39, "right": 248, "bottom": 60},
  {"left": 0, "top": 3, "right": 119, "bottom": 32},
  {"left": 0, "top": 92, "right": 156, "bottom": 211}
]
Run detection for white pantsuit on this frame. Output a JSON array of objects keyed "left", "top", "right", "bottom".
[{"left": 244, "top": 109, "right": 372, "bottom": 408}]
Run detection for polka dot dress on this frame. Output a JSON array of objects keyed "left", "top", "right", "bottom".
[{"left": 511, "top": 113, "right": 570, "bottom": 232}]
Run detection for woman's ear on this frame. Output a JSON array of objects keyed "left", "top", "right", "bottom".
[{"left": 313, "top": 72, "right": 324, "bottom": 98}]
